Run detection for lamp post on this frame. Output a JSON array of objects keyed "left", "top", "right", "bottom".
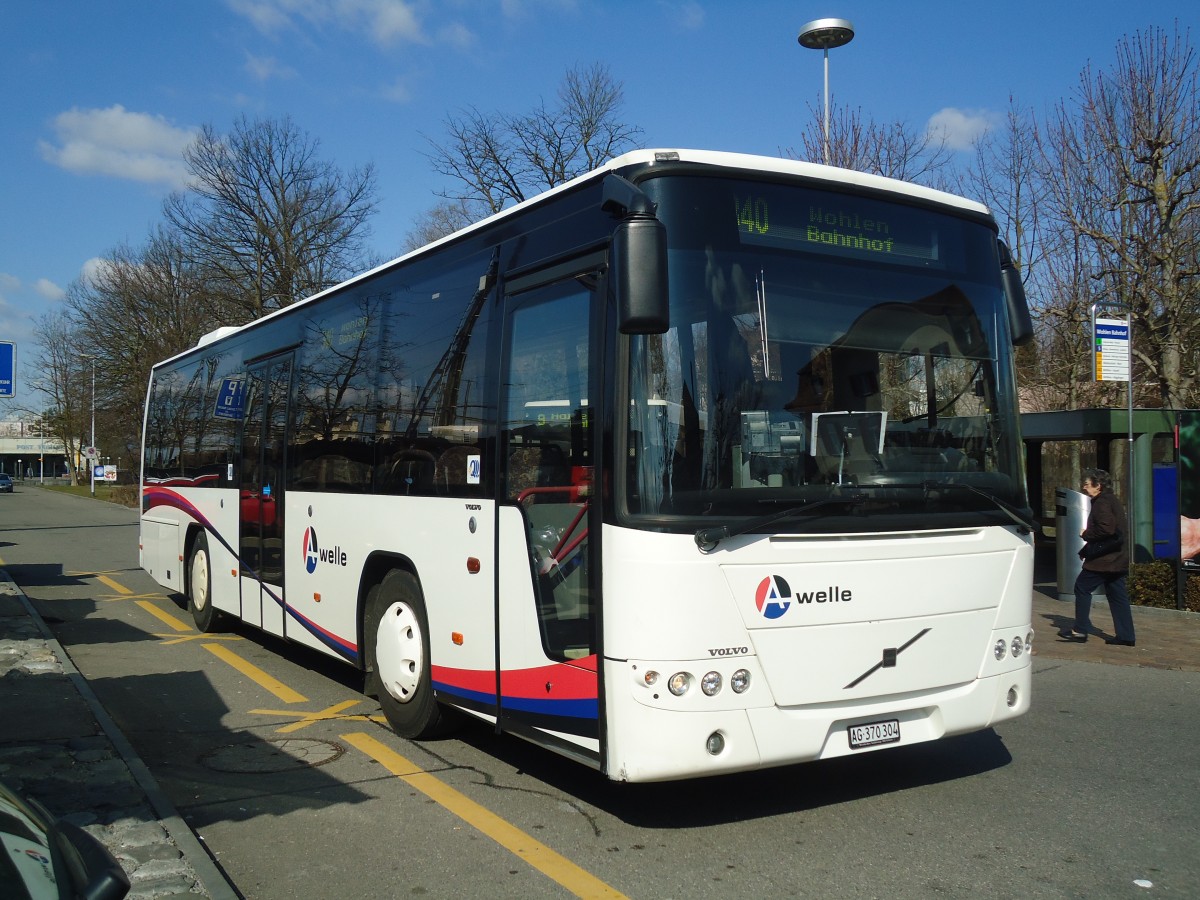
[
  {"left": 83, "top": 354, "right": 97, "bottom": 496},
  {"left": 798, "top": 17, "right": 855, "bottom": 166}
]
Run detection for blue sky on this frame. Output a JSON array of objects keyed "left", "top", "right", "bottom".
[{"left": 1, "top": 0, "right": 1194, "bottom": 403}]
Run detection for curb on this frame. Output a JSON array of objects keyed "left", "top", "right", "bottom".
[{"left": 1, "top": 570, "right": 240, "bottom": 900}]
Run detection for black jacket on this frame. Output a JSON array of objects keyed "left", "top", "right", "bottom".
[{"left": 1081, "top": 490, "right": 1129, "bottom": 573}]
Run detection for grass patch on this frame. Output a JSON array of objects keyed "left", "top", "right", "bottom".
[{"left": 39, "top": 482, "right": 139, "bottom": 508}]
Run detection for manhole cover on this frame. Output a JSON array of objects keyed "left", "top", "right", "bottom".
[{"left": 201, "top": 738, "right": 345, "bottom": 773}]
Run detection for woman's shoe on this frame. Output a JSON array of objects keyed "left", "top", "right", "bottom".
[
  {"left": 1104, "top": 637, "right": 1136, "bottom": 646},
  {"left": 1057, "top": 629, "right": 1088, "bottom": 642}
]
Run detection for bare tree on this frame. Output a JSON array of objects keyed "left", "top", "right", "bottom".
[
  {"left": 784, "top": 103, "right": 954, "bottom": 189},
  {"left": 165, "top": 115, "right": 378, "bottom": 321},
  {"left": 960, "top": 97, "right": 1047, "bottom": 282},
  {"left": 1040, "top": 24, "right": 1200, "bottom": 409},
  {"left": 422, "top": 63, "right": 643, "bottom": 221},
  {"left": 66, "top": 229, "right": 220, "bottom": 458},
  {"left": 402, "top": 199, "right": 480, "bottom": 253},
  {"left": 28, "top": 313, "right": 89, "bottom": 485}
]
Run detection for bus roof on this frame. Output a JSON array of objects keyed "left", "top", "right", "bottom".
[{"left": 178, "top": 148, "right": 992, "bottom": 367}]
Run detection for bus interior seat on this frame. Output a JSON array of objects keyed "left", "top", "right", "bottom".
[
  {"left": 434, "top": 445, "right": 475, "bottom": 493},
  {"left": 382, "top": 449, "right": 436, "bottom": 495}
]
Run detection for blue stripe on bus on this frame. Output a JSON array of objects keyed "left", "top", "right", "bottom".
[{"left": 434, "top": 680, "right": 598, "bottom": 720}]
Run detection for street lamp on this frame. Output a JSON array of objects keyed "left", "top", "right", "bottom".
[{"left": 798, "top": 17, "right": 855, "bottom": 166}]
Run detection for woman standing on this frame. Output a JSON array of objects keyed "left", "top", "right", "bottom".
[{"left": 1059, "top": 468, "right": 1136, "bottom": 646}]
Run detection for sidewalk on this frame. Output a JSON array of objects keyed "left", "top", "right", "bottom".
[
  {"left": 0, "top": 570, "right": 237, "bottom": 900},
  {"left": 1032, "top": 569, "right": 1200, "bottom": 671}
]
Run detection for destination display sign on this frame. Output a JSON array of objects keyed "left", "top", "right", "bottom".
[{"left": 733, "top": 192, "right": 949, "bottom": 268}]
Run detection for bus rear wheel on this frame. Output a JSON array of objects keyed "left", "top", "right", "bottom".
[
  {"left": 365, "top": 569, "right": 450, "bottom": 739},
  {"left": 188, "top": 532, "right": 226, "bottom": 632}
]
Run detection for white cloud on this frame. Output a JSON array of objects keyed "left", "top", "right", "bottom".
[
  {"left": 80, "top": 257, "right": 112, "bottom": 287},
  {"left": 0, "top": 273, "right": 20, "bottom": 296},
  {"left": 34, "top": 279, "right": 65, "bottom": 302},
  {"left": 926, "top": 107, "right": 999, "bottom": 152},
  {"left": 38, "top": 105, "right": 197, "bottom": 188},
  {"left": 381, "top": 77, "right": 414, "bottom": 103},
  {"left": 436, "top": 21, "right": 475, "bottom": 50},
  {"left": 662, "top": 1, "right": 705, "bottom": 30},
  {"left": 244, "top": 51, "right": 297, "bottom": 80},
  {"left": 499, "top": 0, "right": 578, "bottom": 19},
  {"left": 228, "top": 0, "right": 427, "bottom": 46}
]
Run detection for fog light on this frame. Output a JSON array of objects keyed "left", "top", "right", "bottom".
[
  {"left": 701, "top": 671, "right": 722, "bottom": 696},
  {"left": 643, "top": 670, "right": 659, "bottom": 686},
  {"left": 706, "top": 731, "right": 725, "bottom": 755},
  {"left": 1011, "top": 636, "right": 1024, "bottom": 657},
  {"left": 994, "top": 639, "right": 1007, "bottom": 660},
  {"left": 731, "top": 669, "right": 751, "bottom": 693},
  {"left": 1007, "top": 686, "right": 1019, "bottom": 707},
  {"left": 668, "top": 672, "right": 691, "bottom": 696}
]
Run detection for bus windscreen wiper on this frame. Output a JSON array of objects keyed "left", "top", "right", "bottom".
[
  {"left": 919, "top": 480, "right": 1038, "bottom": 534},
  {"left": 694, "top": 492, "right": 869, "bottom": 552}
]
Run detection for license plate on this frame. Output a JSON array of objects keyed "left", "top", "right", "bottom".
[{"left": 848, "top": 719, "right": 900, "bottom": 749}]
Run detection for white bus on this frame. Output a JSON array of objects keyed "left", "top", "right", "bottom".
[{"left": 140, "top": 149, "right": 1035, "bottom": 782}]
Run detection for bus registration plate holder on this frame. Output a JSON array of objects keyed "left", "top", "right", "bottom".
[{"left": 848, "top": 719, "right": 900, "bottom": 750}]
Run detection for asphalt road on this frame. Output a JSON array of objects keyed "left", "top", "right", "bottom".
[{"left": 3, "top": 484, "right": 1198, "bottom": 898}]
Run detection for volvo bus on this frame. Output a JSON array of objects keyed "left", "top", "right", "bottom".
[{"left": 140, "top": 149, "right": 1035, "bottom": 782}]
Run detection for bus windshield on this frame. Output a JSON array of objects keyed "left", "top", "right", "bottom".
[{"left": 625, "top": 174, "right": 1027, "bottom": 530}]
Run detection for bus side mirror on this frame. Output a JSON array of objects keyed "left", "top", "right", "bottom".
[
  {"left": 612, "top": 215, "right": 669, "bottom": 334},
  {"left": 998, "top": 240, "right": 1033, "bottom": 346},
  {"left": 603, "top": 174, "right": 669, "bottom": 335}
]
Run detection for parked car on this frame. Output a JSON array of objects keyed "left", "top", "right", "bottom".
[
  {"left": 0, "top": 473, "right": 13, "bottom": 493},
  {"left": 0, "top": 778, "right": 129, "bottom": 898}
]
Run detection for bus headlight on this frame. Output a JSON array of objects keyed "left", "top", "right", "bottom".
[
  {"left": 994, "top": 639, "right": 1007, "bottom": 660},
  {"left": 701, "top": 671, "right": 722, "bottom": 696},
  {"left": 731, "top": 669, "right": 751, "bottom": 693},
  {"left": 668, "top": 672, "right": 691, "bottom": 696},
  {"left": 1011, "top": 636, "right": 1024, "bottom": 657}
]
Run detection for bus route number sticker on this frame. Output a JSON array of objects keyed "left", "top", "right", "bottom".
[{"left": 467, "top": 454, "right": 481, "bottom": 485}]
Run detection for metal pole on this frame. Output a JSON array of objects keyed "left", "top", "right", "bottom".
[
  {"left": 1127, "top": 307, "right": 1135, "bottom": 560},
  {"left": 823, "top": 48, "right": 831, "bottom": 164},
  {"left": 90, "top": 358, "right": 96, "bottom": 497}
]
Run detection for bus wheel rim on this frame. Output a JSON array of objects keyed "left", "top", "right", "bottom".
[
  {"left": 376, "top": 602, "right": 423, "bottom": 704},
  {"left": 191, "top": 550, "right": 209, "bottom": 610}
]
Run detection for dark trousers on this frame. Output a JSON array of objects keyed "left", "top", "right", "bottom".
[{"left": 1073, "top": 568, "right": 1136, "bottom": 642}]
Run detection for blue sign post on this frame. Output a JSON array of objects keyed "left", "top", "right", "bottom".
[{"left": 0, "top": 342, "right": 14, "bottom": 398}]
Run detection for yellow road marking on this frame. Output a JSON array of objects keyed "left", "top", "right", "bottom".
[
  {"left": 342, "top": 732, "right": 628, "bottom": 899},
  {"left": 154, "top": 632, "right": 241, "bottom": 645},
  {"left": 137, "top": 600, "right": 193, "bottom": 632},
  {"left": 249, "top": 699, "right": 385, "bottom": 733},
  {"left": 203, "top": 642, "right": 308, "bottom": 704},
  {"left": 99, "top": 591, "right": 169, "bottom": 602},
  {"left": 96, "top": 574, "right": 132, "bottom": 595}
]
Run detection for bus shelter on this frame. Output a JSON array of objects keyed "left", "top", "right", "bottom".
[{"left": 1021, "top": 408, "right": 1180, "bottom": 564}]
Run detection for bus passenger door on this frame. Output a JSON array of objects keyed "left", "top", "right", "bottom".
[
  {"left": 239, "top": 354, "right": 292, "bottom": 632},
  {"left": 498, "top": 268, "right": 601, "bottom": 757}
]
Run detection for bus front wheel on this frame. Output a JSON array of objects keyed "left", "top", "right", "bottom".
[
  {"left": 188, "top": 532, "right": 226, "bottom": 633},
  {"left": 366, "top": 569, "right": 449, "bottom": 739}
]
